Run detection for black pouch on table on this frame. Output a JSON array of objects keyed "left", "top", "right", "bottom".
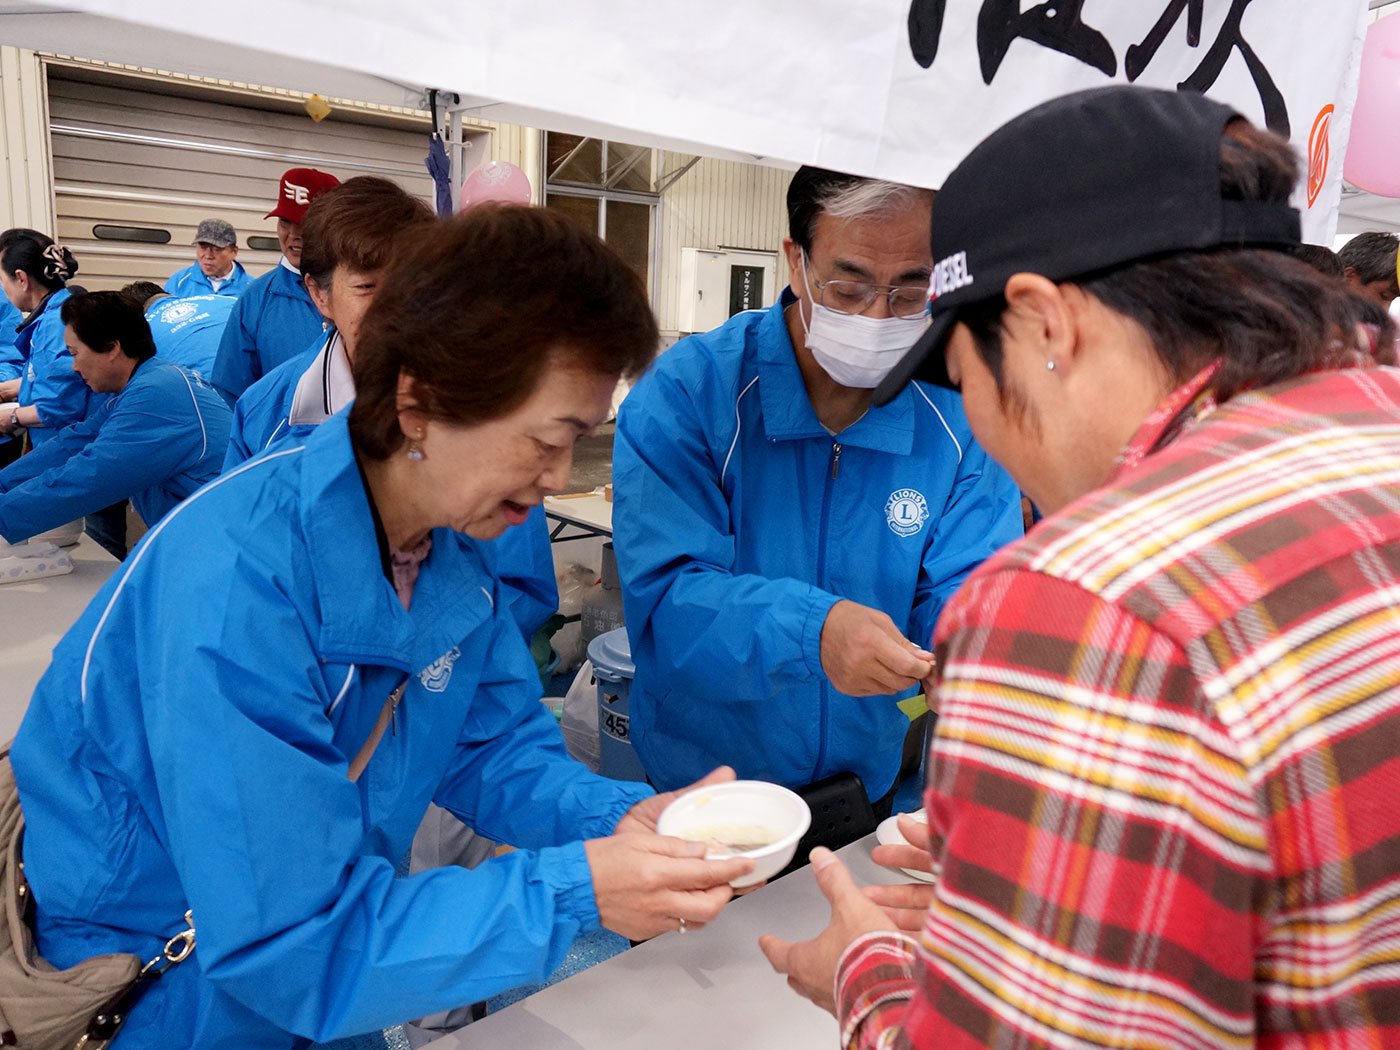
[{"left": 772, "top": 771, "right": 883, "bottom": 880}]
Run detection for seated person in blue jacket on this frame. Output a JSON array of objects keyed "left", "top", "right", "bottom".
[
  {"left": 210, "top": 167, "right": 340, "bottom": 403},
  {"left": 11, "top": 206, "right": 750, "bottom": 1050},
  {"left": 0, "top": 290, "right": 231, "bottom": 555},
  {"left": 0, "top": 229, "right": 90, "bottom": 449},
  {"left": 164, "top": 217, "right": 251, "bottom": 299},
  {"left": 613, "top": 167, "right": 1023, "bottom": 830},
  {"left": 123, "top": 280, "right": 236, "bottom": 378},
  {"left": 0, "top": 297, "right": 23, "bottom": 469}
]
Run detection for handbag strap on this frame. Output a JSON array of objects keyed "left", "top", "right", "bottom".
[
  {"left": 347, "top": 680, "right": 408, "bottom": 783},
  {"left": 79, "top": 911, "right": 197, "bottom": 1048}
]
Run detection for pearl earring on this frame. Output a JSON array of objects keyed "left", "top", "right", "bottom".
[
  {"left": 406, "top": 431, "right": 426, "bottom": 461},
  {"left": 1046, "top": 360, "right": 1057, "bottom": 371}
]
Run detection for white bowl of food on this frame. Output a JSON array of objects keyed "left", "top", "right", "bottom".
[{"left": 656, "top": 780, "right": 811, "bottom": 888}]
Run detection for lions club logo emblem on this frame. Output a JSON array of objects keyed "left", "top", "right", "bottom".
[
  {"left": 158, "top": 301, "right": 198, "bottom": 325},
  {"left": 419, "top": 647, "right": 461, "bottom": 692},
  {"left": 885, "top": 489, "right": 929, "bottom": 537}
]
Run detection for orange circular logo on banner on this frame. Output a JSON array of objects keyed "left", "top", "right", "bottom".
[{"left": 1307, "top": 105, "right": 1334, "bottom": 209}]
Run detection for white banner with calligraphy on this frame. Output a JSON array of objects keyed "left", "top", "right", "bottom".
[{"left": 3, "top": 0, "right": 1371, "bottom": 241}]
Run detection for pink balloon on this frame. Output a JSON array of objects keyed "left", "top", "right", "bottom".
[
  {"left": 459, "top": 162, "right": 533, "bottom": 211},
  {"left": 1345, "top": 12, "right": 1400, "bottom": 198}
]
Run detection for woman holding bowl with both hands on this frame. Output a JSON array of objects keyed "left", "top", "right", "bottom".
[{"left": 11, "top": 206, "right": 751, "bottom": 1049}]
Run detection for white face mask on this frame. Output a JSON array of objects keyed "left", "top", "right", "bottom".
[{"left": 798, "top": 253, "right": 928, "bottom": 389}]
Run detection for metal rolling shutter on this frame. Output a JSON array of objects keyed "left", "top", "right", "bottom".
[{"left": 47, "top": 70, "right": 436, "bottom": 291}]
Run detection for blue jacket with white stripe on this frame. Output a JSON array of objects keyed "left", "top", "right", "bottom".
[
  {"left": 12, "top": 412, "right": 651, "bottom": 1048},
  {"left": 612, "top": 296, "right": 1023, "bottom": 797},
  {"left": 0, "top": 356, "right": 230, "bottom": 542},
  {"left": 164, "top": 261, "right": 253, "bottom": 300}
]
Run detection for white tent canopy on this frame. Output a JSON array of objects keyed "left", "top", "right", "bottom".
[{"left": 3, "top": 0, "right": 1395, "bottom": 238}]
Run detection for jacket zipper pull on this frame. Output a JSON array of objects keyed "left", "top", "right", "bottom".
[
  {"left": 390, "top": 689, "right": 401, "bottom": 736},
  {"left": 831, "top": 442, "right": 843, "bottom": 479}
]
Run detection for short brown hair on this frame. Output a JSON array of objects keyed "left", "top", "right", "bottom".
[
  {"left": 299, "top": 176, "right": 436, "bottom": 288},
  {"left": 349, "top": 205, "right": 659, "bottom": 459}
]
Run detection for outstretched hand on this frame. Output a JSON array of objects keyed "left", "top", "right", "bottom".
[
  {"left": 758, "top": 847, "right": 892, "bottom": 1015},
  {"left": 866, "top": 812, "right": 939, "bottom": 932}
]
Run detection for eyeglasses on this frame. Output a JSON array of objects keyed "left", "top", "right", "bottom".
[{"left": 804, "top": 252, "right": 929, "bottom": 319}]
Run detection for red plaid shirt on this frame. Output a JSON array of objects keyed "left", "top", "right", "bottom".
[{"left": 836, "top": 364, "right": 1400, "bottom": 1050}]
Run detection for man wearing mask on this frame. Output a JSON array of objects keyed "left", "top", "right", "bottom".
[
  {"left": 613, "top": 167, "right": 1022, "bottom": 839},
  {"left": 210, "top": 167, "right": 339, "bottom": 403}
]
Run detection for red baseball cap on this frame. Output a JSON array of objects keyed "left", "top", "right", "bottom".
[{"left": 266, "top": 168, "right": 341, "bottom": 223}]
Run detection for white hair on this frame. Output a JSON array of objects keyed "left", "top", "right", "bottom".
[{"left": 818, "top": 179, "right": 931, "bottom": 223}]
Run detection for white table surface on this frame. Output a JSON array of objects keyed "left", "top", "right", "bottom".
[
  {"left": 426, "top": 833, "right": 904, "bottom": 1050},
  {"left": 0, "top": 537, "right": 119, "bottom": 740},
  {"left": 543, "top": 493, "right": 614, "bottom": 536}
]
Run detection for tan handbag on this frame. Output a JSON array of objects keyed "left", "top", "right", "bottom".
[{"left": 0, "top": 746, "right": 195, "bottom": 1049}]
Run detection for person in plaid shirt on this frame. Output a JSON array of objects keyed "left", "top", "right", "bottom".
[{"left": 761, "top": 85, "right": 1400, "bottom": 1050}]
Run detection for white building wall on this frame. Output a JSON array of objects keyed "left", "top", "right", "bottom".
[
  {"left": 0, "top": 47, "right": 55, "bottom": 233},
  {"left": 655, "top": 151, "right": 790, "bottom": 344}
]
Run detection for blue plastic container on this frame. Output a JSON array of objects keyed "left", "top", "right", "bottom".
[{"left": 587, "top": 627, "right": 648, "bottom": 782}]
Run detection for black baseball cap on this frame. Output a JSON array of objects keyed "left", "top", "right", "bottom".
[{"left": 874, "top": 85, "right": 1302, "bottom": 404}]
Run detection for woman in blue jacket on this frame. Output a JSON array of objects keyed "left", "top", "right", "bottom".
[
  {"left": 11, "top": 206, "right": 748, "bottom": 1050},
  {"left": 0, "top": 229, "right": 90, "bottom": 447},
  {"left": 0, "top": 291, "right": 231, "bottom": 547}
]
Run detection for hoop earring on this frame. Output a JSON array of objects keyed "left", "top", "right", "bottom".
[{"left": 406, "top": 430, "right": 426, "bottom": 461}]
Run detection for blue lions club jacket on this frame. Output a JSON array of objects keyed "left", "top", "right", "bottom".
[
  {"left": 145, "top": 294, "right": 237, "bottom": 377},
  {"left": 0, "top": 298, "right": 23, "bottom": 451},
  {"left": 613, "top": 297, "right": 1023, "bottom": 797},
  {"left": 164, "top": 261, "right": 253, "bottom": 300},
  {"left": 0, "top": 357, "right": 230, "bottom": 543},
  {"left": 12, "top": 412, "right": 651, "bottom": 1049},
  {"left": 0, "top": 298, "right": 23, "bottom": 382},
  {"left": 210, "top": 261, "right": 323, "bottom": 403},
  {"left": 225, "top": 330, "right": 560, "bottom": 636},
  {"left": 16, "top": 287, "right": 90, "bottom": 447}
]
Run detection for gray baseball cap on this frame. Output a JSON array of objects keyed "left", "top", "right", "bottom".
[{"left": 192, "top": 218, "right": 237, "bottom": 248}]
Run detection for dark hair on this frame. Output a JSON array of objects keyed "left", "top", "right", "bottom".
[
  {"left": 0, "top": 228, "right": 78, "bottom": 293},
  {"left": 60, "top": 291, "right": 157, "bottom": 362},
  {"left": 1337, "top": 232, "right": 1400, "bottom": 290},
  {"left": 961, "top": 121, "right": 1396, "bottom": 404},
  {"left": 349, "top": 205, "right": 659, "bottom": 459},
  {"left": 299, "top": 177, "right": 437, "bottom": 289},
  {"left": 785, "top": 166, "right": 930, "bottom": 253},
  {"left": 120, "top": 281, "right": 167, "bottom": 308},
  {"left": 1294, "top": 244, "right": 1345, "bottom": 279}
]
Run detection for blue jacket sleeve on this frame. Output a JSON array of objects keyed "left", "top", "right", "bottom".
[
  {"left": 432, "top": 598, "right": 650, "bottom": 845},
  {"left": 211, "top": 293, "right": 258, "bottom": 405},
  {"left": 137, "top": 544, "right": 641, "bottom": 1041},
  {"left": 613, "top": 367, "right": 839, "bottom": 703},
  {"left": 907, "top": 435, "right": 1023, "bottom": 649},
  {"left": 0, "top": 406, "right": 105, "bottom": 496},
  {"left": 0, "top": 383, "right": 194, "bottom": 543}
]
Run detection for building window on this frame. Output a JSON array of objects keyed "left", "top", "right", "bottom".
[{"left": 544, "top": 132, "right": 657, "bottom": 297}]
